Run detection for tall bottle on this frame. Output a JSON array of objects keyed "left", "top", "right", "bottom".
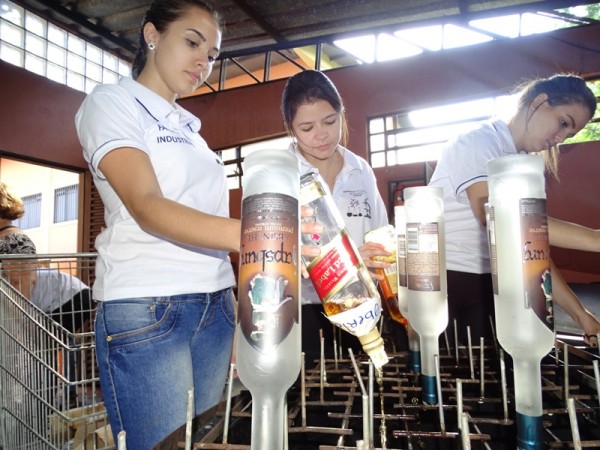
[
  {"left": 404, "top": 186, "right": 448, "bottom": 404},
  {"left": 395, "top": 205, "right": 420, "bottom": 373},
  {"left": 364, "top": 225, "right": 408, "bottom": 327},
  {"left": 236, "top": 149, "right": 301, "bottom": 450},
  {"left": 487, "top": 154, "right": 554, "bottom": 450},
  {"left": 300, "top": 172, "right": 388, "bottom": 368}
]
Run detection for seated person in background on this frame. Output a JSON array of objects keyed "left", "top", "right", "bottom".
[
  {"left": 31, "top": 268, "right": 94, "bottom": 333},
  {"left": 0, "top": 181, "right": 38, "bottom": 299}
]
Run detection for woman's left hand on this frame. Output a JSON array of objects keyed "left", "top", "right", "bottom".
[{"left": 358, "top": 241, "right": 391, "bottom": 281}]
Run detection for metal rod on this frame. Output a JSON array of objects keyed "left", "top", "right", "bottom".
[
  {"left": 564, "top": 343, "right": 570, "bottom": 404},
  {"left": 500, "top": 349, "right": 509, "bottom": 422},
  {"left": 348, "top": 348, "right": 367, "bottom": 396},
  {"left": 332, "top": 324, "right": 339, "bottom": 370},
  {"left": 460, "top": 412, "right": 471, "bottom": 449},
  {"left": 454, "top": 319, "right": 459, "bottom": 366},
  {"left": 222, "top": 364, "right": 235, "bottom": 444},
  {"left": 479, "top": 337, "right": 485, "bottom": 400},
  {"left": 362, "top": 394, "right": 371, "bottom": 447},
  {"left": 185, "top": 387, "right": 194, "bottom": 450},
  {"left": 301, "top": 353, "right": 307, "bottom": 428},
  {"left": 118, "top": 431, "right": 127, "bottom": 450},
  {"left": 456, "top": 378, "right": 463, "bottom": 430},
  {"left": 444, "top": 329, "right": 451, "bottom": 357},
  {"left": 467, "top": 326, "right": 474, "bottom": 380},
  {"left": 488, "top": 314, "right": 498, "bottom": 354},
  {"left": 320, "top": 330, "right": 326, "bottom": 402},
  {"left": 594, "top": 359, "right": 600, "bottom": 410},
  {"left": 434, "top": 354, "right": 445, "bottom": 433},
  {"left": 567, "top": 397, "right": 582, "bottom": 450},
  {"left": 369, "top": 361, "right": 375, "bottom": 449}
]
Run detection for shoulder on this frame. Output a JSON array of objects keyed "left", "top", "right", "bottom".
[{"left": 0, "top": 232, "right": 37, "bottom": 255}]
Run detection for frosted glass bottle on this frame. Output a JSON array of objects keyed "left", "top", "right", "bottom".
[
  {"left": 487, "top": 154, "right": 554, "bottom": 450},
  {"left": 300, "top": 172, "right": 388, "bottom": 368},
  {"left": 395, "top": 205, "right": 420, "bottom": 373},
  {"left": 404, "top": 186, "right": 448, "bottom": 404},
  {"left": 236, "top": 149, "right": 301, "bottom": 450}
]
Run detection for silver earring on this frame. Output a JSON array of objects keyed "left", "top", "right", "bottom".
[{"left": 147, "top": 42, "right": 155, "bottom": 51}]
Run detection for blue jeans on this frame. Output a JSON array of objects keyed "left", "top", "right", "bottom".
[{"left": 94, "top": 289, "right": 236, "bottom": 450}]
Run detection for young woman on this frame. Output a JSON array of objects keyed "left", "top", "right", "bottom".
[
  {"left": 428, "top": 73, "right": 600, "bottom": 345},
  {"left": 75, "top": 1, "right": 238, "bottom": 447},
  {"left": 281, "top": 70, "right": 392, "bottom": 364}
]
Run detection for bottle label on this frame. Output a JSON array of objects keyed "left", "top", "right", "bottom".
[
  {"left": 238, "top": 193, "right": 300, "bottom": 352},
  {"left": 307, "top": 231, "right": 359, "bottom": 302},
  {"left": 520, "top": 198, "right": 553, "bottom": 329},
  {"left": 397, "top": 234, "right": 407, "bottom": 288},
  {"left": 406, "top": 222, "right": 441, "bottom": 291},
  {"left": 487, "top": 205, "right": 499, "bottom": 295},
  {"left": 326, "top": 296, "right": 382, "bottom": 337}
]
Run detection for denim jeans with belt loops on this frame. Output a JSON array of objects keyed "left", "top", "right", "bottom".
[{"left": 94, "top": 288, "right": 236, "bottom": 450}]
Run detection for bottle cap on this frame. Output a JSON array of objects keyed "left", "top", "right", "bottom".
[{"left": 358, "top": 328, "right": 389, "bottom": 368}]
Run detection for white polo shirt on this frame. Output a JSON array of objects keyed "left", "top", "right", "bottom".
[
  {"left": 428, "top": 119, "right": 517, "bottom": 274},
  {"left": 75, "top": 77, "right": 235, "bottom": 301},
  {"left": 291, "top": 143, "right": 389, "bottom": 305},
  {"left": 30, "top": 268, "right": 89, "bottom": 312}
]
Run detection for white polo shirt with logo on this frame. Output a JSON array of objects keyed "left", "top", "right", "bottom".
[{"left": 75, "top": 77, "right": 235, "bottom": 301}]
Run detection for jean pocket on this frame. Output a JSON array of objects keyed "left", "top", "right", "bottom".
[
  {"left": 221, "top": 290, "right": 236, "bottom": 326},
  {"left": 101, "top": 300, "right": 175, "bottom": 346}
]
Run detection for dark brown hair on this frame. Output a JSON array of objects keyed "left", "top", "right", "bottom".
[
  {"left": 515, "top": 74, "right": 597, "bottom": 178},
  {"left": 131, "top": 0, "right": 223, "bottom": 79},
  {"left": 281, "top": 70, "right": 349, "bottom": 146}
]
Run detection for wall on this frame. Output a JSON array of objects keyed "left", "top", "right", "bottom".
[{"left": 1, "top": 24, "right": 600, "bottom": 281}]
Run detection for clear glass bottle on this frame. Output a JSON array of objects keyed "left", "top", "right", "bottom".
[
  {"left": 364, "top": 225, "right": 408, "bottom": 327},
  {"left": 487, "top": 154, "right": 553, "bottom": 450},
  {"left": 236, "top": 149, "right": 301, "bottom": 450},
  {"left": 404, "top": 186, "right": 448, "bottom": 404},
  {"left": 395, "top": 205, "right": 420, "bottom": 373},
  {"left": 300, "top": 172, "right": 388, "bottom": 368}
]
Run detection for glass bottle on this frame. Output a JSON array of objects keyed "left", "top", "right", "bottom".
[
  {"left": 300, "top": 172, "right": 388, "bottom": 368},
  {"left": 487, "top": 154, "right": 553, "bottom": 450},
  {"left": 404, "top": 186, "right": 448, "bottom": 404},
  {"left": 236, "top": 149, "right": 301, "bottom": 450},
  {"left": 364, "top": 225, "right": 408, "bottom": 327},
  {"left": 395, "top": 205, "right": 420, "bottom": 373}
]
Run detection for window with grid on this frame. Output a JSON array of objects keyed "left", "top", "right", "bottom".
[
  {"left": 14, "top": 192, "right": 41, "bottom": 229},
  {"left": 53, "top": 184, "right": 78, "bottom": 223},
  {"left": 218, "top": 137, "right": 293, "bottom": 189},
  {"left": 0, "top": 0, "right": 130, "bottom": 93}
]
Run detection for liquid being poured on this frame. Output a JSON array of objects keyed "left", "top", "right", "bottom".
[{"left": 377, "top": 367, "right": 388, "bottom": 450}]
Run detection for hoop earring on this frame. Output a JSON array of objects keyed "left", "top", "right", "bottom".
[{"left": 147, "top": 42, "right": 156, "bottom": 51}]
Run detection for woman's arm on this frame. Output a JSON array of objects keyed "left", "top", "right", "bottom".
[
  {"left": 550, "top": 259, "right": 600, "bottom": 346},
  {"left": 466, "top": 181, "right": 489, "bottom": 227},
  {"left": 548, "top": 217, "right": 600, "bottom": 252},
  {"left": 99, "top": 147, "right": 241, "bottom": 252}
]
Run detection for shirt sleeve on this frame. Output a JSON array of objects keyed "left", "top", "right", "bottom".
[{"left": 75, "top": 86, "right": 150, "bottom": 180}]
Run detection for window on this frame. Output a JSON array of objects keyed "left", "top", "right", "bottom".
[
  {"left": 54, "top": 184, "right": 78, "bottom": 223},
  {"left": 368, "top": 78, "right": 600, "bottom": 168},
  {"left": 14, "top": 192, "right": 41, "bottom": 229},
  {"left": 0, "top": 0, "right": 130, "bottom": 92},
  {"left": 217, "top": 136, "right": 293, "bottom": 189}
]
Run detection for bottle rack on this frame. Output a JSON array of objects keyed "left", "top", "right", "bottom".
[{"left": 156, "top": 331, "right": 600, "bottom": 449}]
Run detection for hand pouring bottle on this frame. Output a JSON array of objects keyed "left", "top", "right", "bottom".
[
  {"left": 236, "top": 149, "right": 301, "bottom": 450},
  {"left": 300, "top": 172, "right": 388, "bottom": 368}
]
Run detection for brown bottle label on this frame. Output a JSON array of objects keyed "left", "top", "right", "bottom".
[
  {"left": 520, "top": 198, "right": 553, "bottom": 329},
  {"left": 238, "top": 193, "right": 299, "bottom": 351},
  {"left": 406, "top": 222, "right": 441, "bottom": 291}
]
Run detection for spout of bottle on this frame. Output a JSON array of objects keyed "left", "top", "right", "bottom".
[{"left": 358, "top": 328, "right": 389, "bottom": 368}]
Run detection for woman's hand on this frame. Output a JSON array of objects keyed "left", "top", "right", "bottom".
[
  {"left": 358, "top": 241, "right": 391, "bottom": 281},
  {"left": 576, "top": 309, "right": 600, "bottom": 347}
]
